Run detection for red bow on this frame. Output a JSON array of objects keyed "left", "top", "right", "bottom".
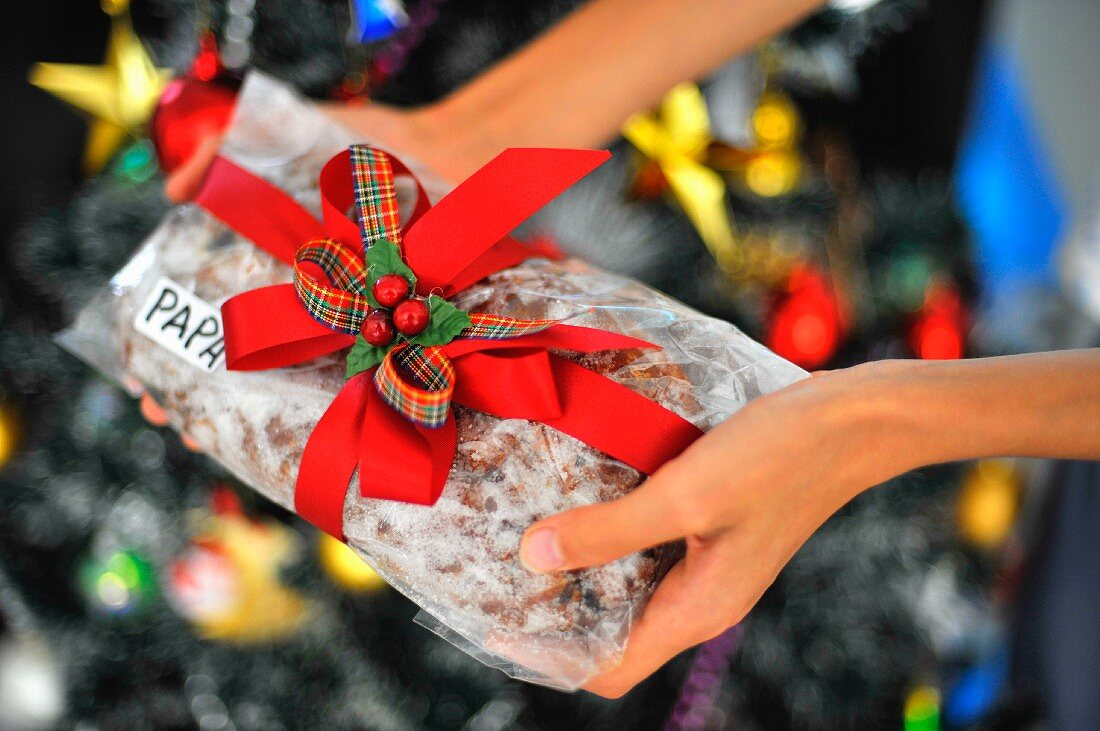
[{"left": 197, "top": 147, "right": 703, "bottom": 540}]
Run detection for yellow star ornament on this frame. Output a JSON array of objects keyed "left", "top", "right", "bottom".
[
  {"left": 30, "top": 8, "right": 171, "bottom": 174},
  {"left": 623, "top": 83, "right": 739, "bottom": 266}
]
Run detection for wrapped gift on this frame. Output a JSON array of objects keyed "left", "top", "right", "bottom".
[{"left": 61, "top": 73, "right": 805, "bottom": 689}]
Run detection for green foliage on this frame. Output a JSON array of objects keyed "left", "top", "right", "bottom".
[{"left": 345, "top": 335, "right": 388, "bottom": 378}]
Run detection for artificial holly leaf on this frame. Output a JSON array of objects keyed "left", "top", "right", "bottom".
[
  {"left": 345, "top": 336, "right": 388, "bottom": 378},
  {"left": 364, "top": 239, "right": 416, "bottom": 307},
  {"left": 406, "top": 296, "right": 473, "bottom": 347}
]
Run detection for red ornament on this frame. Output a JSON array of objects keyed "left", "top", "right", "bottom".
[
  {"left": 629, "top": 159, "right": 670, "bottom": 200},
  {"left": 393, "top": 299, "right": 431, "bottom": 336},
  {"left": 151, "top": 77, "right": 238, "bottom": 173},
  {"left": 362, "top": 309, "right": 396, "bottom": 346},
  {"left": 909, "top": 282, "right": 966, "bottom": 360},
  {"left": 766, "top": 264, "right": 844, "bottom": 370},
  {"left": 192, "top": 31, "right": 223, "bottom": 82},
  {"left": 332, "top": 71, "right": 371, "bottom": 103},
  {"left": 372, "top": 274, "right": 410, "bottom": 308},
  {"left": 209, "top": 484, "right": 244, "bottom": 515}
]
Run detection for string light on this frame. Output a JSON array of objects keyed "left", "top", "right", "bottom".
[
  {"left": 910, "top": 282, "right": 966, "bottom": 360},
  {"left": 114, "top": 140, "right": 158, "bottom": 183},
  {"left": 744, "top": 149, "right": 801, "bottom": 198},
  {"left": 0, "top": 404, "right": 19, "bottom": 470},
  {"left": 80, "top": 550, "right": 156, "bottom": 616},
  {"left": 752, "top": 92, "right": 800, "bottom": 149},
  {"left": 903, "top": 684, "right": 941, "bottom": 731},
  {"left": 957, "top": 460, "right": 1021, "bottom": 549},
  {"left": 192, "top": 31, "right": 221, "bottom": 82}
]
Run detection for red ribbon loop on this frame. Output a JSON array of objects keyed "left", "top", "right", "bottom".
[
  {"left": 222, "top": 284, "right": 354, "bottom": 371},
  {"left": 403, "top": 149, "right": 610, "bottom": 294},
  {"left": 355, "top": 384, "right": 457, "bottom": 507},
  {"left": 196, "top": 156, "right": 328, "bottom": 264}
]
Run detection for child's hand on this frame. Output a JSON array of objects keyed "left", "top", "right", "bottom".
[
  {"left": 139, "top": 393, "right": 202, "bottom": 452},
  {"left": 519, "top": 362, "right": 918, "bottom": 697}
]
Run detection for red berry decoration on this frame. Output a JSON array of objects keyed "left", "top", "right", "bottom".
[
  {"left": 362, "top": 309, "right": 396, "bottom": 346},
  {"left": 393, "top": 299, "right": 431, "bottom": 336},
  {"left": 372, "top": 274, "right": 410, "bottom": 308}
]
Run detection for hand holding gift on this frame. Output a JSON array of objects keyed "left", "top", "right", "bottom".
[{"left": 539, "top": 353, "right": 1100, "bottom": 697}]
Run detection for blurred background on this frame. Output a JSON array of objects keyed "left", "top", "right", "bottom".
[{"left": 0, "top": 0, "right": 1097, "bottom": 728}]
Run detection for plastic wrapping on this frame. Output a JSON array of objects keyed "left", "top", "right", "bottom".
[{"left": 60, "top": 73, "right": 807, "bottom": 689}]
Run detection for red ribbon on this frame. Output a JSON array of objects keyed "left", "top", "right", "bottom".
[{"left": 198, "top": 147, "right": 703, "bottom": 540}]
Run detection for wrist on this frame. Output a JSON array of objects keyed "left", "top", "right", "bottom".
[
  {"left": 850, "top": 359, "right": 966, "bottom": 472},
  {"left": 812, "top": 360, "right": 944, "bottom": 497}
]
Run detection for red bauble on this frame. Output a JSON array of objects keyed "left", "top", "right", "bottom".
[
  {"left": 766, "top": 265, "right": 844, "bottom": 371},
  {"left": 362, "top": 309, "right": 396, "bottom": 346},
  {"left": 192, "top": 31, "right": 222, "bottom": 82},
  {"left": 372, "top": 274, "right": 410, "bottom": 308},
  {"left": 393, "top": 299, "right": 431, "bottom": 336},
  {"left": 151, "top": 77, "right": 238, "bottom": 173},
  {"left": 909, "top": 283, "right": 966, "bottom": 360}
]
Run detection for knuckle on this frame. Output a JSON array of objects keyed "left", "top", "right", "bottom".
[
  {"left": 586, "top": 674, "right": 635, "bottom": 699},
  {"left": 696, "top": 609, "right": 739, "bottom": 645},
  {"left": 721, "top": 603, "right": 748, "bottom": 631},
  {"left": 670, "top": 488, "right": 718, "bottom": 537},
  {"left": 594, "top": 682, "right": 631, "bottom": 700},
  {"left": 550, "top": 511, "right": 597, "bottom": 562}
]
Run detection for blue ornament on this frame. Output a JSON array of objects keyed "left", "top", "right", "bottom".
[
  {"left": 351, "top": 0, "right": 407, "bottom": 44},
  {"left": 943, "top": 648, "right": 1008, "bottom": 727}
]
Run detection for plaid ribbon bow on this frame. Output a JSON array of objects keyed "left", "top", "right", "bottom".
[
  {"left": 213, "top": 142, "right": 703, "bottom": 529},
  {"left": 292, "top": 145, "right": 557, "bottom": 427}
]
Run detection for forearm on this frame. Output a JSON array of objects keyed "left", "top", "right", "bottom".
[
  {"left": 431, "top": 0, "right": 825, "bottom": 157},
  {"left": 871, "top": 351, "right": 1100, "bottom": 470}
]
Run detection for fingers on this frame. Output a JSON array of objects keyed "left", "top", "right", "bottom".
[
  {"left": 583, "top": 563, "right": 697, "bottom": 698},
  {"left": 583, "top": 515, "right": 794, "bottom": 697},
  {"left": 164, "top": 134, "right": 224, "bottom": 203},
  {"left": 520, "top": 461, "right": 699, "bottom": 573},
  {"left": 140, "top": 393, "right": 169, "bottom": 426},
  {"left": 583, "top": 544, "right": 746, "bottom": 698},
  {"left": 139, "top": 394, "right": 202, "bottom": 452}
]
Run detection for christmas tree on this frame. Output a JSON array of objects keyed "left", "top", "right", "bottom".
[{"left": 1, "top": 1, "right": 1022, "bottom": 728}]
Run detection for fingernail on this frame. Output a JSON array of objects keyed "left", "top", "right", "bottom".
[{"left": 520, "top": 528, "right": 564, "bottom": 573}]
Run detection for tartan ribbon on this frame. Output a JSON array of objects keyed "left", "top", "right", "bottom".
[
  {"left": 207, "top": 144, "right": 704, "bottom": 539},
  {"left": 351, "top": 145, "right": 403, "bottom": 247},
  {"left": 290, "top": 146, "right": 563, "bottom": 427},
  {"left": 375, "top": 313, "right": 558, "bottom": 428},
  {"left": 293, "top": 237, "right": 371, "bottom": 335},
  {"left": 377, "top": 344, "right": 455, "bottom": 428}
]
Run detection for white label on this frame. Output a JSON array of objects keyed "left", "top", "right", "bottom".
[{"left": 133, "top": 277, "right": 226, "bottom": 372}]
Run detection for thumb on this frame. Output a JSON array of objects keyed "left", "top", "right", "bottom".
[
  {"left": 164, "top": 133, "right": 224, "bottom": 203},
  {"left": 519, "top": 468, "right": 688, "bottom": 573}
]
